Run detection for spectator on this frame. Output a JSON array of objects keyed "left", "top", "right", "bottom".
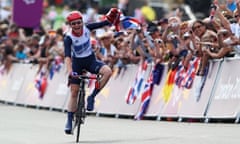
[
  {"left": 125, "top": 29, "right": 142, "bottom": 64},
  {"left": 15, "top": 43, "right": 27, "bottom": 60},
  {"left": 162, "top": 16, "right": 183, "bottom": 70},
  {"left": 179, "top": 21, "right": 194, "bottom": 68},
  {"left": 98, "top": 31, "right": 118, "bottom": 69},
  {"left": 114, "top": 31, "right": 140, "bottom": 66},
  {"left": 0, "top": 38, "right": 19, "bottom": 73},
  {"left": 210, "top": 2, "right": 240, "bottom": 57},
  {"left": 31, "top": 35, "right": 54, "bottom": 74},
  {"left": 48, "top": 6, "right": 58, "bottom": 29},
  {"left": 27, "top": 34, "right": 40, "bottom": 59},
  {"left": 132, "top": 28, "right": 155, "bottom": 63},
  {"left": 8, "top": 24, "right": 19, "bottom": 40},
  {"left": 192, "top": 20, "right": 218, "bottom": 76},
  {"left": 205, "top": 28, "right": 240, "bottom": 58}
]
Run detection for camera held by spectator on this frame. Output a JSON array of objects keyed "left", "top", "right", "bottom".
[
  {"left": 183, "top": 32, "right": 191, "bottom": 40},
  {"left": 155, "top": 39, "right": 163, "bottom": 44}
]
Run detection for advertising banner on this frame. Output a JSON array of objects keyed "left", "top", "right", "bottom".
[
  {"left": 159, "top": 60, "right": 222, "bottom": 118},
  {"left": 38, "top": 65, "right": 69, "bottom": 109},
  {"left": 95, "top": 65, "right": 141, "bottom": 115},
  {"left": 2, "top": 64, "right": 30, "bottom": 103},
  {"left": 178, "top": 60, "right": 222, "bottom": 118},
  {"left": 14, "top": 64, "right": 40, "bottom": 106},
  {"left": 206, "top": 59, "right": 240, "bottom": 118},
  {"left": 0, "top": 70, "right": 10, "bottom": 101},
  {"left": 13, "top": 0, "right": 43, "bottom": 28}
]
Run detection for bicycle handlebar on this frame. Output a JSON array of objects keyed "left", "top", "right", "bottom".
[
  {"left": 70, "top": 73, "right": 101, "bottom": 89},
  {"left": 70, "top": 72, "right": 101, "bottom": 80},
  {"left": 71, "top": 74, "right": 101, "bottom": 80}
]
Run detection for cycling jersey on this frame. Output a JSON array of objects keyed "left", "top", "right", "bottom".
[
  {"left": 64, "top": 20, "right": 110, "bottom": 84},
  {"left": 64, "top": 20, "right": 110, "bottom": 58}
]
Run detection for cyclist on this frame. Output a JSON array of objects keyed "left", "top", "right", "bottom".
[{"left": 64, "top": 8, "right": 120, "bottom": 134}]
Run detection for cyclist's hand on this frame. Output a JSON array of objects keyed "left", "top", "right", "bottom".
[
  {"left": 105, "top": 8, "right": 121, "bottom": 31},
  {"left": 67, "top": 72, "right": 78, "bottom": 87},
  {"left": 105, "top": 8, "right": 120, "bottom": 24}
]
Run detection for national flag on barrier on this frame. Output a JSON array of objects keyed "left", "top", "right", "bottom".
[
  {"left": 162, "top": 69, "right": 177, "bottom": 103},
  {"left": 152, "top": 63, "right": 164, "bottom": 85},
  {"left": 120, "top": 16, "right": 141, "bottom": 30},
  {"left": 174, "top": 61, "right": 185, "bottom": 88},
  {"left": 134, "top": 68, "right": 154, "bottom": 120},
  {"left": 181, "top": 57, "right": 200, "bottom": 89},
  {"left": 35, "top": 71, "right": 48, "bottom": 99},
  {"left": 126, "top": 60, "right": 148, "bottom": 104},
  {"left": 175, "top": 57, "right": 200, "bottom": 89},
  {"left": 194, "top": 60, "right": 209, "bottom": 102},
  {"left": 49, "top": 56, "right": 63, "bottom": 80}
]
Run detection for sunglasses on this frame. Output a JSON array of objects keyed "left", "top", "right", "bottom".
[
  {"left": 193, "top": 25, "right": 202, "bottom": 31},
  {"left": 70, "top": 20, "right": 82, "bottom": 25}
]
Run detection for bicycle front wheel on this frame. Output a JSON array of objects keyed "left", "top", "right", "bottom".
[{"left": 75, "top": 92, "right": 86, "bottom": 142}]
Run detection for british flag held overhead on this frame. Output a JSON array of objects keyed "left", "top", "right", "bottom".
[{"left": 120, "top": 16, "right": 141, "bottom": 30}]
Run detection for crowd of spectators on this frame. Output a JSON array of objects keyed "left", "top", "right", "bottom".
[{"left": 0, "top": 0, "right": 239, "bottom": 79}]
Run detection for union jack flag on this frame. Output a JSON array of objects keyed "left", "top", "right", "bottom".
[
  {"left": 175, "top": 57, "right": 200, "bottom": 89},
  {"left": 134, "top": 69, "right": 154, "bottom": 120},
  {"left": 35, "top": 71, "right": 48, "bottom": 99},
  {"left": 182, "top": 57, "right": 200, "bottom": 89},
  {"left": 120, "top": 16, "right": 141, "bottom": 30},
  {"left": 49, "top": 56, "right": 63, "bottom": 80},
  {"left": 126, "top": 60, "right": 148, "bottom": 104}
]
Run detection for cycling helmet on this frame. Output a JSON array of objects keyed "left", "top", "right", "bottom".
[{"left": 66, "top": 11, "right": 82, "bottom": 22}]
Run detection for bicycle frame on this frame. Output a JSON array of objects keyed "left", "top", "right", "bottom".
[{"left": 72, "top": 74, "right": 101, "bottom": 143}]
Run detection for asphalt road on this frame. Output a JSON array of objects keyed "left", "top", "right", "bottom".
[{"left": 0, "top": 104, "right": 240, "bottom": 144}]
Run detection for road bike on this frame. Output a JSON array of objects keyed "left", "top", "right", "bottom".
[{"left": 71, "top": 73, "right": 101, "bottom": 143}]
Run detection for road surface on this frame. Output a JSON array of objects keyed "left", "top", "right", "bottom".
[{"left": 0, "top": 104, "right": 239, "bottom": 144}]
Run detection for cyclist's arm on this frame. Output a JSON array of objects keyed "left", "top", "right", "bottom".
[
  {"left": 64, "top": 36, "right": 73, "bottom": 73},
  {"left": 86, "top": 20, "right": 111, "bottom": 31}
]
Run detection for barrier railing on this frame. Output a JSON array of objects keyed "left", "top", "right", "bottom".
[{"left": 0, "top": 58, "right": 240, "bottom": 122}]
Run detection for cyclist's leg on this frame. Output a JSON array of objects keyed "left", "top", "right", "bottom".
[
  {"left": 86, "top": 55, "right": 112, "bottom": 111},
  {"left": 65, "top": 58, "right": 82, "bottom": 134},
  {"left": 65, "top": 84, "right": 79, "bottom": 134},
  {"left": 97, "top": 65, "right": 112, "bottom": 89}
]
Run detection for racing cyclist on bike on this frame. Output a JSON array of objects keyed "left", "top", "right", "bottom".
[{"left": 64, "top": 8, "right": 120, "bottom": 134}]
